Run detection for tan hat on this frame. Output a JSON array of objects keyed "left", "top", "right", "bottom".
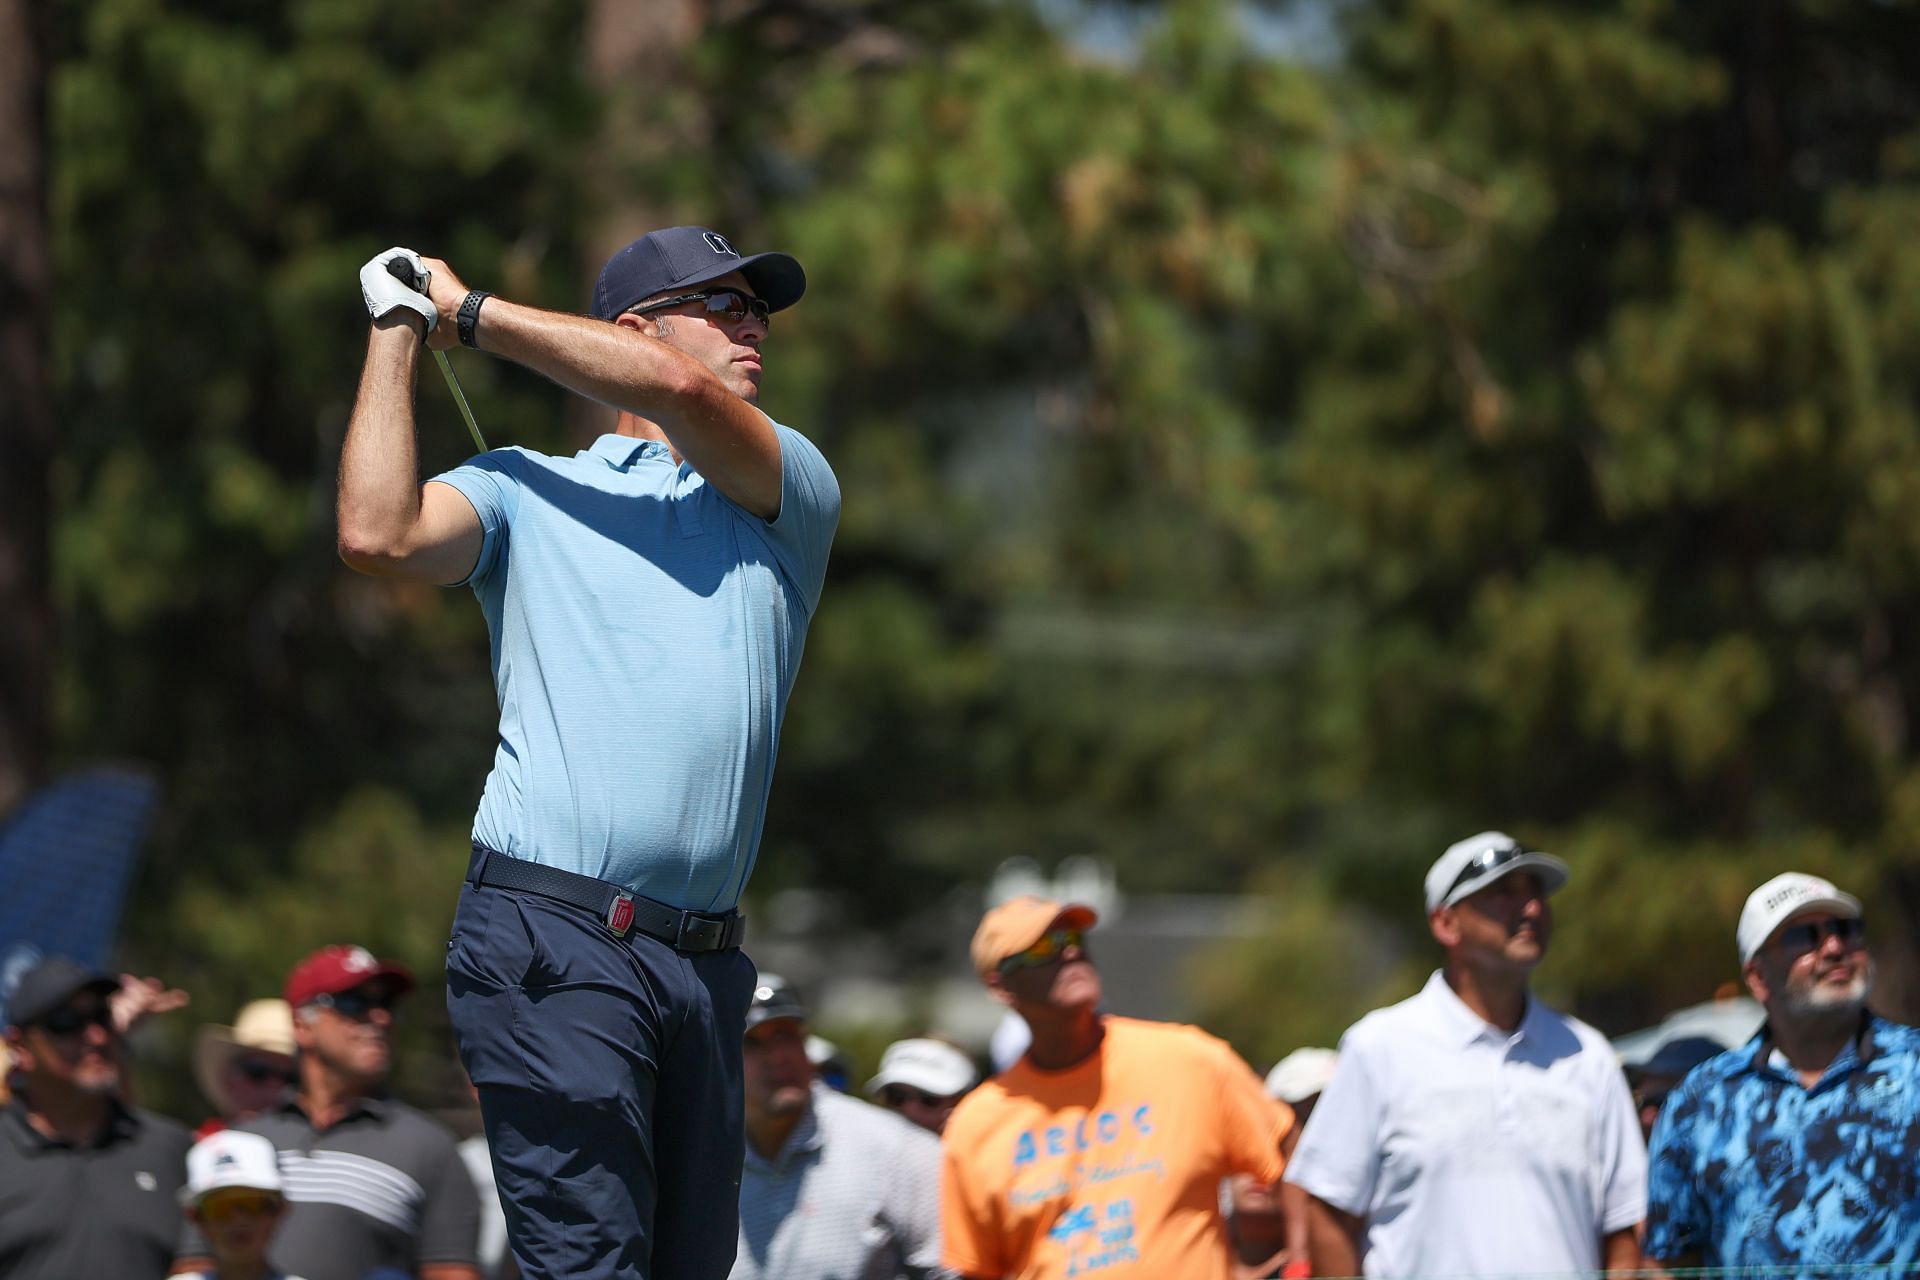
[
  {"left": 193, "top": 999, "right": 296, "bottom": 1117},
  {"left": 970, "top": 896, "right": 1098, "bottom": 980}
]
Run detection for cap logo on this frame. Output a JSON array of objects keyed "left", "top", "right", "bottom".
[
  {"left": 1765, "top": 885, "right": 1810, "bottom": 911},
  {"left": 344, "top": 947, "right": 375, "bottom": 972},
  {"left": 754, "top": 985, "right": 775, "bottom": 1002},
  {"left": 702, "top": 232, "right": 736, "bottom": 256},
  {"left": 216, "top": 1152, "right": 237, "bottom": 1167}
]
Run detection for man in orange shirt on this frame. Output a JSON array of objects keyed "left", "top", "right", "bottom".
[{"left": 941, "top": 897, "right": 1292, "bottom": 1280}]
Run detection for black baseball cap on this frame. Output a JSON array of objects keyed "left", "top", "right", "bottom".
[
  {"left": 591, "top": 226, "right": 806, "bottom": 321},
  {"left": 7, "top": 956, "right": 119, "bottom": 1030},
  {"left": 744, "top": 974, "right": 807, "bottom": 1030}
]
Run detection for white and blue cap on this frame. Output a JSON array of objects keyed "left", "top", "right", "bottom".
[
  {"left": 1424, "top": 831, "right": 1570, "bottom": 913},
  {"left": 182, "top": 1129, "right": 283, "bottom": 1207}
]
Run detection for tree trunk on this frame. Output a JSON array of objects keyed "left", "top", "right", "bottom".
[
  {"left": 572, "top": 0, "right": 708, "bottom": 443},
  {"left": 0, "top": 0, "right": 52, "bottom": 818}
]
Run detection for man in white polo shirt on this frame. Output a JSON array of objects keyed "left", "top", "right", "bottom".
[{"left": 1284, "top": 832, "right": 1646, "bottom": 1278}]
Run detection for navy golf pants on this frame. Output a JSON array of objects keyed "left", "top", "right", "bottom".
[{"left": 446, "top": 872, "right": 756, "bottom": 1280}]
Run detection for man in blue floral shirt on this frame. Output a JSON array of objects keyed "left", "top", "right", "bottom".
[{"left": 1645, "top": 872, "right": 1920, "bottom": 1272}]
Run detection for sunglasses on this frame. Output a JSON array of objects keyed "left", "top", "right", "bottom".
[
  {"left": 998, "top": 928, "right": 1086, "bottom": 977},
  {"left": 630, "top": 289, "right": 771, "bottom": 328},
  {"left": 1773, "top": 916, "right": 1865, "bottom": 958},
  {"left": 309, "top": 987, "right": 397, "bottom": 1020},
  {"left": 1442, "top": 841, "right": 1537, "bottom": 903},
  {"left": 198, "top": 1192, "right": 283, "bottom": 1224},
  {"left": 881, "top": 1085, "right": 955, "bottom": 1110},
  {"left": 235, "top": 1058, "right": 296, "bottom": 1086},
  {"left": 36, "top": 1004, "right": 114, "bottom": 1037}
]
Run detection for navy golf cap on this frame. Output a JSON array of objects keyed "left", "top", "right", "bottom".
[
  {"left": 744, "top": 973, "right": 807, "bottom": 1030},
  {"left": 591, "top": 226, "right": 806, "bottom": 321}
]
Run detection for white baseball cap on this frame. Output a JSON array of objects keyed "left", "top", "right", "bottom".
[
  {"left": 1264, "top": 1048, "right": 1338, "bottom": 1104},
  {"left": 1737, "top": 872, "right": 1862, "bottom": 964},
  {"left": 181, "top": 1129, "right": 283, "bottom": 1206},
  {"left": 865, "top": 1038, "right": 978, "bottom": 1099},
  {"left": 1424, "top": 831, "right": 1570, "bottom": 913}
]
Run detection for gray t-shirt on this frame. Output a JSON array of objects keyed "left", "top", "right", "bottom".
[
  {"left": 177, "top": 1096, "right": 480, "bottom": 1280},
  {"left": 732, "top": 1083, "right": 945, "bottom": 1280},
  {"left": 0, "top": 1098, "right": 192, "bottom": 1280}
]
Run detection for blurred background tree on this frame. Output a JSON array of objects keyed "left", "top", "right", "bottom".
[{"left": 21, "top": 0, "right": 1920, "bottom": 1105}]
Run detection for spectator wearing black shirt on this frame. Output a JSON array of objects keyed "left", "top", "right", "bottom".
[{"left": 0, "top": 956, "right": 192, "bottom": 1280}]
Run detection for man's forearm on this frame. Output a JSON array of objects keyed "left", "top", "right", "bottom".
[
  {"left": 1304, "top": 1195, "right": 1363, "bottom": 1278},
  {"left": 1601, "top": 1227, "right": 1643, "bottom": 1274},
  {"left": 470, "top": 297, "right": 782, "bottom": 515},
  {"left": 338, "top": 321, "right": 427, "bottom": 566}
]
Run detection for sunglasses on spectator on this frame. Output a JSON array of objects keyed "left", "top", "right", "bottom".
[
  {"left": 630, "top": 288, "right": 771, "bottom": 328},
  {"left": 198, "top": 1192, "right": 283, "bottom": 1224},
  {"left": 235, "top": 1058, "right": 296, "bottom": 1086},
  {"left": 35, "top": 1004, "right": 113, "bottom": 1037},
  {"left": 998, "top": 928, "right": 1086, "bottom": 976},
  {"left": 881, "top": 1085, "right": 955, "bottom": 1109},
  {"left": 309, "top": 987, "right": 397, "bottom": 1020},
  {"left": 1443, "top": 841, "right": 1538, "bottom": 901},
  {"left": 1773, "top": 917, "right": 1865, "bottom": 958}
]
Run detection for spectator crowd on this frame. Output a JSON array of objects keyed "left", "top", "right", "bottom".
[{"left": 1, "top": 839, "right": 1914, "bottom": 1280}]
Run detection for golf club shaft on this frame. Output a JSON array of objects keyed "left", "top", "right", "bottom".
[{"left": 435, "top": 350, "right": 488, "bottom": 452}]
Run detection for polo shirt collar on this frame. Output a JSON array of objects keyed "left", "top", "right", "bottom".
[
  {"left": 2, "top": 1095, "right": 140, "bottom": 1151},
  {"left": 586, "top": 434, "right": 675, "bottom": 469},
  {"left": 283, "top": 1092, "right": 389, "bottom": 1127},
  {"left": 1422, "top": 969, "right": 1540, "bottom": 1047},
  {"left": 1742, "top": 1009, "right": 1880, "bottom": 1080},
  {"left": 747, "top": 1090, "right": 826, "bottom": 1173}
]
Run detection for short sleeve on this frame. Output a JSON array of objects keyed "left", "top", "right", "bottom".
[
  {"left": 428, "top": 449, "right": 528, "bottom": 587},
  {"left": 940, "top": 1132, "right": 1004, "bottom": 1278},
  {"left": 414, "top": 1131, "right": 482, "bottom": 1266},
  {"left": 1643, "top": 1084, "right": 1706, "bottom": 1262},
  {"left": 881, "top": 1121, "right": 947, "bottom": 1275},
  {"left": 176, "top": 1213, "right": 211, "bottom": 1262},
  {"left": 1283, "top": 1027, "right": 1381, "bottom": 1217},
  {"left": 1592, "top": 1052, "right": 1649, "bottom": 1235},
  {"left": 758, "top": 424, "right": 840, "bottom": 610},
  {"left": 1203, "top": 1034, "right": 1292, "bottom": 1184}
]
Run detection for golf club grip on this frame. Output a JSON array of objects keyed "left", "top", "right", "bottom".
[{"left": 386, "top": 255, "right": 425, "bottom": 292}]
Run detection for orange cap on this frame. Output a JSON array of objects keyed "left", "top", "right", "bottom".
[{"left": 970, "top": 896, "right": 1099, "bottom": 980}]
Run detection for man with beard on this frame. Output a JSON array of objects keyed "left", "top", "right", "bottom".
[
  {"left": 940, "top": 897, "right": 1292, "bottom": 1280},
  {"left": 0, "top": 957, "right": 192, "bottom": 1279},
  {"left": 1284, "top": 833, "right": 1646, "bottom": 1278},
  {"left": 1645, "top": 872, "right": 1920, "bottom": 1271}
]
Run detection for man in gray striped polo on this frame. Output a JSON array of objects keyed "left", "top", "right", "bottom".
[
  {"left": 174, "top": 945, "right": 482, "bottom": 1280},
  {"left": 730, "top": 976, "right": 945, "bottom": 1280}
]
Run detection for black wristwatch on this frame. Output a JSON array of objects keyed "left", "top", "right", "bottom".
[{"left": 457, "top": 290, "right": 492, "bottom": 348}]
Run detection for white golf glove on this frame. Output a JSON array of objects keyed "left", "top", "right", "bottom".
[{"left": 359, "top": 247, "right": 438, "bottom": 332}]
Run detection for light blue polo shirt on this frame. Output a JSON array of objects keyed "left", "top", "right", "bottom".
[{"left": 429, "top": 424, "right": 838, "bottom": 911}]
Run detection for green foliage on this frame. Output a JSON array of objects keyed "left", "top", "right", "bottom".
[{"left": 41, "top": 0, "right": 1920, "bottom": 1110}]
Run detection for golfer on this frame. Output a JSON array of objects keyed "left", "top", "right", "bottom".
[{"left": 338, "top": 227, "right": 840, "bottom": 1280}]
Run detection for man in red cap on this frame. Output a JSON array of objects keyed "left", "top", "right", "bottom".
[
  {"left": 939, "top": 897, "right": 1293, "bottom": 1280},
  {"left": 172, "top": 946, "right": 481, "bottom": 1280}
]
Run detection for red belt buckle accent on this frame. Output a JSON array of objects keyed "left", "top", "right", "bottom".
[{"left": 606, "top": 894, "right": 636, "bottom": 937}]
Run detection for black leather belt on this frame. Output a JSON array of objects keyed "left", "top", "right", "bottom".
[{"left": 467, "top": 847, "right": 746, "bottom": 953}]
